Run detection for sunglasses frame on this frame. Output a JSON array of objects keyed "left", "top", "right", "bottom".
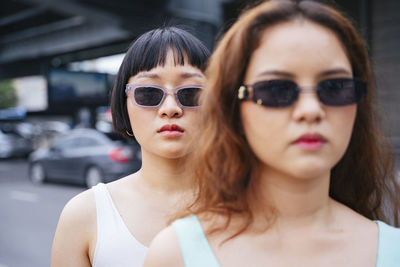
[
  {"left": 125, "top": 83, "right": 203, "bottom": 108},
  {"left": 238, "top": 78, "right": 367, "bottom": 107}
]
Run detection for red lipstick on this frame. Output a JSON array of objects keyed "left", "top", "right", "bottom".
[
  {"left": 157, "top": 124, "right": 184, "bottom": 137},
  {"left": 293, "top": 133, "right": 326, "bottom": 150}
]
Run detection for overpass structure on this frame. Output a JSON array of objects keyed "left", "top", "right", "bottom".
[
  {"left": 0, "top": 0, "right": 373, "bottom": 80},
  {"left": 0, "top": 0, "right": 226, "bottom": 79}
]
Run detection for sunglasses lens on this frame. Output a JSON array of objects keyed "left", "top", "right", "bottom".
[
  {"left": 177, "top": 87, "right": 202, "bottom": 107},
  {"left": 318, "top": 79, "right": 367, "bottom": 106},
  {"left": 134, "top": 87, "right": 164, "bottom": 106},
  {"left": 252, "top": 80, "right": 298, "bottom": 107}
]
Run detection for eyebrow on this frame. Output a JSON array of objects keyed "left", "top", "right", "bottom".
[
  {"left": 256, "top": 68, "right": 352, "bottom": 79},
  {"left": 135, "top": 73, "right": 159, "bottom": 79},
  {"left": 318, "top": 68, "right": 352, "bottom": 77},
  {"left": 180, "top": 72, "right": 204, "bottom": 79},
  {"left": 135, "top": 72, "right": 204, "bottom": 80},
  {"left": 256, "top": 70, "right": 295, "bottom": 79}
]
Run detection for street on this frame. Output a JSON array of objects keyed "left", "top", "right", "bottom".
[{"left": 0, "top": 159, "right": 84, "bottom": 267}]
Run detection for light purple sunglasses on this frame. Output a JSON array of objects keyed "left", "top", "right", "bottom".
[{"left": 125, "top": 84, "right": 203, "bottom": 108}]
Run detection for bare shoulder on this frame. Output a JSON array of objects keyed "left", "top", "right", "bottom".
[
  {"left": 51, "top": 189, "right": 96, "bottom": 267},
  {"left": 333, "top": 200, "right": 377, "bottom": 229},
  {"left": 143, "top": 225, "right": 185, "bottom": 267},
  {"left": 57, "top": 188, "right": 96, "bottom": 229},
  {"left": 332, "top": 199, "right": 378, "bottom": 246},
  {"left": 106, "top": 173, "right": 138, "bottom": 197}
]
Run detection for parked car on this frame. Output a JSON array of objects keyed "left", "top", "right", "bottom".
[
  {"left": 28, "top": 128, "right": 141, "bottom": 188},
  {"left": 0, "top": 129, "right": 34, "bottom": 158}
]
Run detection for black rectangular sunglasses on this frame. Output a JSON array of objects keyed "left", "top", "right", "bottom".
[
  {"left": 125, "top": 84, "right": 203, "bottom": 108},
  {"left": 238, "top": 78, "right": 367, "bottom": 107}
]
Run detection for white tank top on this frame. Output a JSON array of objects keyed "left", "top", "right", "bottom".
[{"left": 92, "top": 183, "right": 148, "bottom": 267}]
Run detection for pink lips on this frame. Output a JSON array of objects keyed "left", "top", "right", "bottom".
[
  {"left": 157, "top": 124, "right": 184, "bottom": 137},
  {"left": 293, "top": 133, "right": 326, "bottom": 150}
]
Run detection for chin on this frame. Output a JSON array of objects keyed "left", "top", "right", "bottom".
[
  {"left": 294, "top": 156, "right": 338, "bottom": 175},
  {"left": 289, "top": 164, "right": 331, "bottom": 180},
  {"left": 159, "top": 148, "right": 189, "bottom": 159},
  {"left": 293, "top": 170, "right": 328, "bottom": 180}
]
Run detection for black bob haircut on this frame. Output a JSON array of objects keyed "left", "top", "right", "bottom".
[{"left": 111, "top": 26, "right": 210, "bottom": 139}]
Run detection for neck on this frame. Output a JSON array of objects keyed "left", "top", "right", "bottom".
[
  {"left": 250, "top": 166, "right": 333, "bottom": 228},
  {"left": 137, "top": 149, "right": 194, "bottom": 194}
]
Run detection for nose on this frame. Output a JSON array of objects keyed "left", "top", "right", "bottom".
[
  {"left": 158, "top": 94, "right": 183, "bottom": 118},
  {"left": 292, "top": 91, "right": 325, "bottom": 124}
]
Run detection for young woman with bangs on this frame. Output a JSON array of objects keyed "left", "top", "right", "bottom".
[
  {"left": 50, "top": 27, "right": 209, "bottom": 267},
  {"left": 144, "top": 1, "right": 400, "bottom": 267}
]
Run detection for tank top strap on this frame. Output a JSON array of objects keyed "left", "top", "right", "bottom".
[
  {"left": 172, "top": 215, "right": 220, "bottom": 267},
  {"left": 92, "top": 182, "right": 123, "bottom": 232},
  {"left": 92, "top": 183, "right": 148, "bottom": 267}
]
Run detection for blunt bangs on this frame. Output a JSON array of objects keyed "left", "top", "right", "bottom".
[{"left": 124, "top": 27, "right": 210, "bottom": 75}]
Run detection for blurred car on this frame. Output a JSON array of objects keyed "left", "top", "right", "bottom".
[
  {"left": 35, "top": 120, "right": 71, "bottom": 137},
  {"left": 28, "top": 128, "right": 141, "bottom": 188},
  {"left": 0, "top": 129, "right": 34, "bottom": 158}
]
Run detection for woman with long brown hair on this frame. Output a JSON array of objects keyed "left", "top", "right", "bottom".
[{"left": 144, "top": 1, "right": 400, "bottom": 266}]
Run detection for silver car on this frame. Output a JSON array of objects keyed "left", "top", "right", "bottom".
[
  {"left": 28, "top": 128, "right": 141, "bottom": 188},
  {"left": 0, "top": 129, "right": 33, "bottom": 158}
]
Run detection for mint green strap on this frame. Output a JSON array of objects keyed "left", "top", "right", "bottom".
[
  {"left": 376, "top": 220, "right": 400, "bottom": 266},
  {"left": 172, "top": 215, "right": 221, "bottom": 267}
]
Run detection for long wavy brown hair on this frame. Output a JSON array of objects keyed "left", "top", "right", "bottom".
[{"left": 181, "top": 0, "right": 400, "bottom": 235}]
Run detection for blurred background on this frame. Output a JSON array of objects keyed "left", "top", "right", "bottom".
[{"left": 0, "top": 0, "right": 399, "bottom": 266}]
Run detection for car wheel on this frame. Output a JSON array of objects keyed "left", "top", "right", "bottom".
[
  {"left": 30, "top": 163, "right": 46, "bottom": 184},
  {"left": 85, "top": 166, "right": 103, "bottom": 188}
]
